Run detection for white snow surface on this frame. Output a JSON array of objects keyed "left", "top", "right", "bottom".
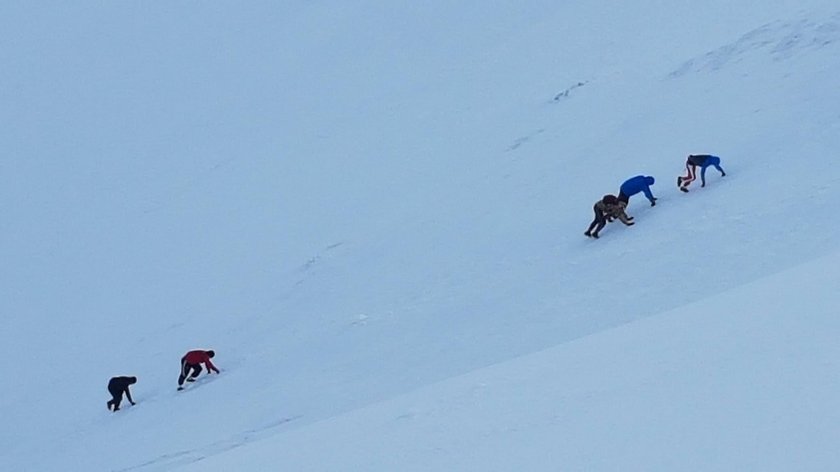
[{"left": 1, "top": 1, "right": 839, "bottom": 471}]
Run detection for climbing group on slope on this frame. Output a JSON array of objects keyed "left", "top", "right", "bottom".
[
  {"left": 585, "top": 154, "right": 726, "bottom": 239},
  {"left": 106, "top": 348, "right": 220, "bottom": 412},
  {"left": 103, "top": 154, "right": 728, "bottom": 411}
]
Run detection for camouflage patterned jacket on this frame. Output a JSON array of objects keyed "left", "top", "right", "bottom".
[{"left": 596, "top": 200, "right": 633, "bottom": 225}]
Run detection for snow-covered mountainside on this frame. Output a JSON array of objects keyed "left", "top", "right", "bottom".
[{"left": 1, "top": 1, "right": 839, "bottom": 471}]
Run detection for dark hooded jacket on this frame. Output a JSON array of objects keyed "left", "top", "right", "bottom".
[{"left": 108, "top": 376, "right": 137, "bottom": 405}]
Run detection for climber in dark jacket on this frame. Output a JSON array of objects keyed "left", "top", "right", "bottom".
[
  {"left": 106, "top": 376, "right": 137, "bottom": 411},
  {"left": 678, "top": 154, "right": 726, "bottom": 192},
  {"left": 618, "top": 175, "right": 657, "bottom": 206}
]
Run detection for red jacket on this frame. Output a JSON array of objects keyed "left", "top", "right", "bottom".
[{"left": 183, "top": 350, "right": 219, "bottom": 373}]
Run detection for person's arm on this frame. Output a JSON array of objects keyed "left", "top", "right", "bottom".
[
  {"left": 701, "top": 165, "right": 708, "bottom": 186},
  {"left": 125, "top": 387, "right": 135, "bottom": 405},
  {"left": 205, "top": 359, "right": 220, "bottom": 374},
  {"left": 643, "top": 187, "right": 657, "bottom": 205},
  {"left": 617, "top": 210, "right": 634, "bottom": 225},
  {"left": 600, "top": 203, "right": 616, "bottom": 222},
  {"left": 618, "top": 203, "right": 633, "bottom": 221}
]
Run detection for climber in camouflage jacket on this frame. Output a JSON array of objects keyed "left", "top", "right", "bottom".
[{"left": 585, "top": 195, "right": 634, "bottom": 239}]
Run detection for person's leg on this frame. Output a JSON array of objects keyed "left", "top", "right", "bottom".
[
  {"left": 585, "top": 206, "right": 601, "bottom": 236},
  {"left": 114, "top": 392, "right": 123, "bottom": 411},
  {"left": 680, "top": 165, "right": 696, "bottom": 191},
  {"left": 185, "top": 364, "right": 202, "bottom": 382},
  {"left": 592, "top": 219, "right": 606, "bottom": 238},
  {"left": 178, "top": 357, "right": 189, "bottom": 386},
  {"left": 108, "top": 387, "right": 123, "bottom": 411},
  {"left": 678, "top": 161, "right": 692, "bottom": 186},
  {"left": 591, "top": 210, "right": 607, "bottom": 238}
]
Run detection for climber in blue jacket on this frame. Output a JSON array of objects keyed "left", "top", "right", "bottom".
[
  {"left": 618, "top": 175, "right": 657, "bottom": 206},
  {"left": 678, "top": 154, "right": 726, "bottom": 192}
]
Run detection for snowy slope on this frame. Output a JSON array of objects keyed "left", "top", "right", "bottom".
[
  {"left": 176, "top": 249, "right": 840, "bottom": 472},
  {"left": 1, "top": 1, "right": 839, "bottom": 471}
]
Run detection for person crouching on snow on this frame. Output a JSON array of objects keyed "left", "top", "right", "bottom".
[
  {"left": 585, "top": 194, "right": 634, "bottom": 239},
  {"left": 678, "top": 154, "right": 726, "bottom": 192},
  {"left": 177, "top": 349, "right": 220, "bottom": 390}
]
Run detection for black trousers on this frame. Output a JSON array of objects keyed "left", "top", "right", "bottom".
[
  {"left": 107, "top": 386, "right": 124, "bottom": 410},
  {"left": 586, "top": 205, "right": 607, "bottom": 235},
  {"left": 178, "top": 358, "right": 203, "bottom": 386}
]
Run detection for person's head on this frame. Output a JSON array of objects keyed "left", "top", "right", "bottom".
[
  {"left": 206, "top": 350, "right": 216, "bottom": 358},
  {"left": 602, "top": 194, "right": 618, "bottom": 205},
  {"left": 645, "top": 176, "right": 655, "bottom": 186},
  {"left": 129, "top": 376, "right": 137, "bottom": 384}
]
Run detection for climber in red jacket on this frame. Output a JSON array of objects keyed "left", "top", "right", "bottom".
[{"left": 177, "top": 349, "right": 220, "bottom": 390}]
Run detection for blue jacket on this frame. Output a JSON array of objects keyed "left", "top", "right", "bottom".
[
  {"left": 688, "top": 155, "right": 725, "bottom": 185},
  {"left": 619, "top": 175, "right": 656, "bottom": 203},
  {"left": 699, "top": 155, "right": 723, "bottom": 185},
  {"left": 687, "top": 154, "right": 720, "bottom": 168}
]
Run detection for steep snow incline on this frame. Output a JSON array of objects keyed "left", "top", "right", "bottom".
[
  {"left": 1, "top": 1, "right": 839, "bottom": 471},
  {"left": 177, "top": 250, "right": 840, "bottom": 472}
]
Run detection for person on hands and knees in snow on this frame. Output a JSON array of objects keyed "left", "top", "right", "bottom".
[
  {"left": 585, "top": 194, "right": 634, "bottom": 239},
  {"left": 678, "top": 154, "right": 726, "bottom": 192},
  {"left": 106, "top": 376, "right": 137, "bottom": 411},
  {"left": 618, "top": 175, "right": 657, "bottom": 207},
  {"left": 178, "top": 349, "right": 220, "bottom": 390}
]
